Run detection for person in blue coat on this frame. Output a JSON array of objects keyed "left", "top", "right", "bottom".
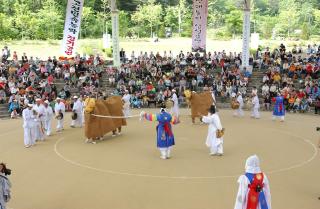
[
  {"left": 272, "top": 93, "right": 285, "bottom": 122},
  {"left": 140, "top": 108, "right": 179, "bottom": 159}
]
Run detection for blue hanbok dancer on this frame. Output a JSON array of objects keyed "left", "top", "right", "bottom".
[
  {"left": 272, "top": 93, "right": 285, "bottom": 122},
  {"left": 140, "top": 108, "right": 179, "bottom": 159}
]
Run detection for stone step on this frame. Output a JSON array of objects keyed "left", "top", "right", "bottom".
[{"left": 0, "top": 113, "right": 10, "bottom": 118}]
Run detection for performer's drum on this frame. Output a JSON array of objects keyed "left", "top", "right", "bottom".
[
  {"left": 216, "top": 128, "right": 225, "bottom": 138},
  {"left": 231, "top": 101, "right": 240, "bottom": 109},
  {"left": 71, "top": 112, "right": 78, "bottom": 120},
  {"left": 56, "top": 112, "right": 64, "bottom": 120},
  {"left": 165, "top": 99, "right": 174, "bottom": 108}
]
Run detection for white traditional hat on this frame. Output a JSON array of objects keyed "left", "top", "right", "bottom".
[
  {"left": 245, "top": 155, "right": 261, "bottom": 174},
  {"left": 73, "top": 95, "right": 78, "bottom": 99},
  {"left": 35, "top": 98, "right": 41, "bottom": 101},
  {"left": 27, "top": 103, "right": 33, "bottom": 107},
  {"left": 56, "top": 97, "right": 61, "bottom": 100},
  {"left": 44, "top": 100, "right": 50, "bottom": 104},
  {"left": 172, "top": 89, "right": 176, "bottom": 92}
]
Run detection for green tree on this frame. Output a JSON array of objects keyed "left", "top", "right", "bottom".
[
  {"left": 36, "top": 0, "right": 64, "bottom": 39},
  {"left": 225, "top": 9, "right": 243, "bottom": 37},
  {"left": 132, "top": 0, "right": 163, "bottom": 37}
]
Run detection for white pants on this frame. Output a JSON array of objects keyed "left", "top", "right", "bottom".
[
  {"left": 44, "top": 120, "right": 52, "bottom": 136},
  {"left": 82, "top": 111, "right": 85, "bottom": 125},
  {"left": 159, "top": 147, "right": 171, "bottom": 159},
  {"left": 171, "top": 105, "right": 179, "bottom": 118},
  {"left": 209, "top": 138, "right": 223, "bottom": 154},
  {"left": 57, "top": 119, "right": 64, "bottom": 131},
  {"left": 251, "top": 107, "right": 260, "bottom": 119},
  {"left": 123, "top": 107, "right": 130, "bottom": 118},
  {"left": 234, "top": 107, "right": 244, "bottom": 117},
  {"left": 35, "top": 122, "right": 45, "bottom": 141},
  {"left": 71, "top": 113, "right": 83, "bottom": 127},
  {"left": 24, "top": 127, "right": 36, "bottom": 146},
  {"left": 272, "top": 115, "right": 284, "bottom": 121}
]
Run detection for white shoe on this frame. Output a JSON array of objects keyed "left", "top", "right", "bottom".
[
  {"left": 117, "top": 132, "right": 122, "bottom": 136},
  {"left": 160, "top": 156, "right": 167, "bottom": 160}
]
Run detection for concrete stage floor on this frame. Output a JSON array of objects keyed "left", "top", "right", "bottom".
[{"left": 0, "top": 109, "right": 319, "bottom": 209}]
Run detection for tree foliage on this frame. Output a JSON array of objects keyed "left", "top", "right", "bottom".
[{"left": 0, "top": 0, "right": 319, "bottom": 40}]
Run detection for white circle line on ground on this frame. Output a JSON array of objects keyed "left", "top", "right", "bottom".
[{"left": 53, "top": 127, "right": 318, "bottom": 180}]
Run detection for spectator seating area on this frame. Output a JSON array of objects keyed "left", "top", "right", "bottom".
[{"left": 0, "top": 48, "right": 105, "bottom": 118}]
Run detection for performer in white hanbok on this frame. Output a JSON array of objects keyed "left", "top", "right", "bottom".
[
  {"left": 22, "top": 104, "right": 36, "bottom": 148},
  {"left": 251, "top": 93, "right": 260, "bottom": 119},
  {"left": 70, "top": 96, "right": 83, "bottom": 128},
  {"left": 170, "top": 89, "right": 179, "bottom": 118},
  {"left": 234, "top": 92, "right": 244, "bottom": 117},
  {"left": 122, "top": 90, "right": 131, "bottom": 117},
  {"left": 234, "top": 155, "right": 271, "bottom": 209},
  {"left": 210, "top": 88, "right": 216, "bottom": 106},
  {"left": 0, "top": 163, "right": 12, "bottom": 209},
  {"left": 43, "top": 100, "right": 53, "bottom": 136},
  {"left": 33, "top": 98, "right": 46, "bottom": 141},
  {"left": 201, "top": 105, "right": 224, "bottom": 156},
  {"left": 54, "top": 97, "right": 65, "bottom": 132}
]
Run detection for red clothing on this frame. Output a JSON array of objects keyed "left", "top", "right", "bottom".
[
  {"left": 297, "top": 92, "right": 305, "bottom": 99},
  {"left": 306, "top": 64, "right": 313, "bottom": 74}
]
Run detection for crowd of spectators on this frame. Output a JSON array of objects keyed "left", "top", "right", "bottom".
[
  {"left": 1, "top": 42, "right": 320, "bottom": 118},
  {"left": 108, "top": 49, "right": 251, "bottom": 107},
  {"left": 0, "top": 46, "right": 104, "bottom": 118},
  {"left": 256, "top": 44, "right": 320, "bottom": 114}
]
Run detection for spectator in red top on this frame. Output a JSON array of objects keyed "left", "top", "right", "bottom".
[
  {"left": 297, "top": 89, "right": 305, "bottom": 99},
  {"left": 306, "top": 63, "right": 313, "bottom": 75}
]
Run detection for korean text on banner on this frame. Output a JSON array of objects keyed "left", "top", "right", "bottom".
[
  {"left": 61, "top": 0, "right": 84, "bottom": 57},
  {"left": 192, "top": 0, "right": 208, "bottom": 52}
]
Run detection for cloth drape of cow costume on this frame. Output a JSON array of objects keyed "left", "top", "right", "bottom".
[
  {"left": 84, "top": 96, "right": 126, "bottom": 140},
  {"left": 61, "top": 0, "right": 84, "bottom": 57},
  {"left": 192, "top": 0, "right": 208, "bottom": 52},
  {"left": 184, "top": 90, "right": 213, "bottom": 123}
]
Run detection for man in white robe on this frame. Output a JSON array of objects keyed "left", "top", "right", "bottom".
[
  {"left": 201, "top": 105, "right": 224, "bottom": 156},
  {"left": 234, "top": 92, "right": 244, "bottom": 117},
  {"left": 211, "top": 89, "right": 216, "bottom": 106},
  {"left": 170, "top": 89, "right": 179, "bottom": 118},
  {"left": 251, "top": 93, "right": 260, "bottom": 119},
  {"left": 22, "top": 104, "right": 36, "bottom": 148},
  {"left": 70, "top": 96, "right": 83, "bottom": 128},
  {"left": 234, "top": 155, "right": 271, "bottom": 209},
  {"left": 122, "top": 90, "right": 131, "bottom": 117},
  {"left": 54, "top": 97, "right": 65, "bottom": 132},
  {"left": 33, "top": 98, "right": 46, "bottom": 141},
  {"left": 43, "top": 100, "right": 53, "bottom": 136}
]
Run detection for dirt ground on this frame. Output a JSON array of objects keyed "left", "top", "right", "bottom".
[{"left": 0, "top": 108, "right": 319, "bottom": 209}]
